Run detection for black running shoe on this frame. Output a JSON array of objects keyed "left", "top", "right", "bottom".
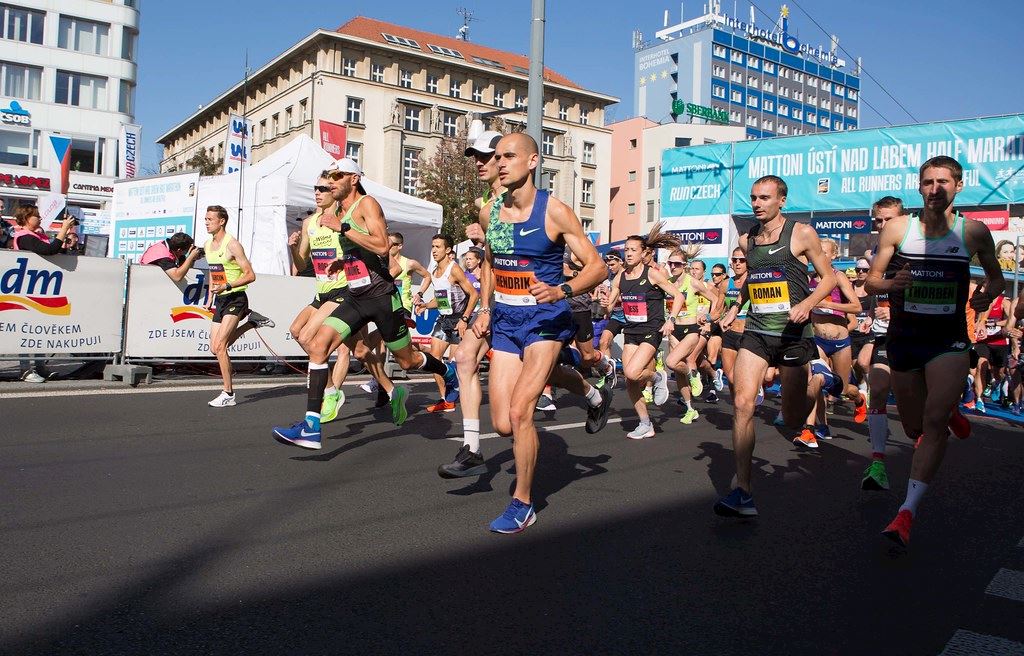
[
  {"left": 586, "top": 386, "right": 613, "bottom": 434},
  {"left": 374, "top": 386, "right": 390, "bottom": 408},
  {"left": 704, "top": 390, "right": 719, "bottom": 404},
  {"left": 438, "top": 444, "right": 487, "bottom": 478},
  {"left": 247, "top": 310, "right": 275, "bottom": 329}
]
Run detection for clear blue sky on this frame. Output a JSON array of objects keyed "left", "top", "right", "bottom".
[{"left": 136, "top": 0, "right": 1024, "bottom": 172}]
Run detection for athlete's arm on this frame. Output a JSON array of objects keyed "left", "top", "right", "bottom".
[
  {"left": 223, "top": 239, "right": 256, "bottom": 291},
  {"left": 343, "top": 197, "right": 390, "bottom": 257},
  {"left": 289, "top": 217, "right": 312, "bottom": 271},
  {"left": 792, "top": 222, "right": 836, "bottom": 323},
  {"left": 451, "top": 265, "right": 479, "bottom": 323},
  {"left": 605, "top": 271, "right": 623, "bottom": 308},
  {"left": 530, "top": 196, "right": 605, "bottom": 302},
  {"left": 652, "top": 268, "right": 684, "bottom": 334},
  {"left": 408, "top": 258, "right": 432, "bottom": 282},
  {"left": 967, "top": 219, "right": 1006, "bottom": 311},
  {"left": 865, "top": 216, "right": 910, "bottom": 295},
  {"left": 820, "top": 273, "right": 861, "bottom": 314}
]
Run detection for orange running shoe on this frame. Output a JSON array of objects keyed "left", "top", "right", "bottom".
[
  {"left": 948, "top": 407, "right": 971, "bottom": 440},
  {"left": 793, "top": 427, "right": 819, "bottom": 449},
  {"left": 963, "top": 399, "right": 976, "bottom": 410},
  {"left": 854, "top": 393, "right": 867, "bottom": 424},
  {"left": 427, "top": 400, "right": 456, "bottom": 413},
  {"left": 882, "top": 509, "right": 913, "bottom": 547}
]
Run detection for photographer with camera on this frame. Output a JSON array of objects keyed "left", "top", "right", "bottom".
[
  {"left": 140, "top": 231, "right": 203, "bottom": 282},
  {"left": 10, "top": 204, "right": 75, "bottom": 255}
]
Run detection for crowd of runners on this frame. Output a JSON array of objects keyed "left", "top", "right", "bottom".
[{"left": 191, "top": 130, "right": 1012, "bottom": 546}]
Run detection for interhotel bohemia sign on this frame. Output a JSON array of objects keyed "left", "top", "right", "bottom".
[{"left": 672, "top": 99, "right": 729, "bottom": 125}]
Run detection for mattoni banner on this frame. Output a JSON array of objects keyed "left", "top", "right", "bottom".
[
  {"left": 0, "top": 252, "right": 125, "bottom": 356},
  {"left": 661, "top": 143, "right": 733, "bottom": 218}
]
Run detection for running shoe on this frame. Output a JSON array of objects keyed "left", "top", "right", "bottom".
[
  {"left": 375, "top": 386, "right": 390, "bottom": 408},
  {"left": 360, "top": 378, "right": 379, "bottom": 395},
  {"left": 755, "top": 386, "right": 765, "bottom": 406},
  {"left": 861, "top": 460, "right": 890, "bottom": 491},
  {"left": 427, "top": 399, "right": 455, "bottom": 414},
  {"left": 21, "top": 371, "right": 44, "bottom": 383},
  {"left": 813, "top": 424, "right": 832, "bottom": 440},
  {"left": 208, "top": 390, "right": 236, "bottom": 407},
  {"left": 246, "top": 310, "right": 275, "bottom": 329},
  {"left": 642, "top": 387, "right": 653, "bottom": 404},
  {"left": 653, "top": 371, "right": 669, "bottom": 406},
  {"left": 391, "top": 385, "right": 409, "bottom": 425},
  {"left": 704, "top": 390, "right": 719, "bottom": 404},
  {"left": 438, "top": 444, "right": 486, "bottom": 478},
  {"left": 443, "top": 362, "right": 460, "bottom": 400},
  {"left": 963, "top": 375, "right": 975, "bottom": 404},
  {"left": 689, "top": 372, "right": 704, "bottom": 397},
  {"left": 975, "top": 399, "right": 987, "bottom": 414},
  {"left": 963, "top": 399, "right": 976, "bottom": 410},
  {"left": 1013, "top": 403, "right": 1022, "bottom": 416},
  {"left": 489, "top": 498, "right": 536, "bottom": 533},
  {"left": 536, "top": 394, "right": 556, "bottom": 411},
  {"left": 655, "top": 352, "right": 665, "bottom": 372},
  {"left": 793, "top": 427, "right": 819, "bottom": 449},
  {"left": 680, "top": 408, "right": 699, "bottom": 425},
  {"left": 983, "top": 383, "right": 993, "bottom": 399},
  {"left": 586, "top": 386, "right": 613, "bottom": 434},
  {"left": 627, "top": 422, "right": 656, "bottom": 439},
  {"left": 990, "top": 383, "right": 1002, "bottom": 403},
  {"left": 713, "top": 487, "right": 758, "bottom": 517},
  {"left": 773, "top": 410, "right": 785, "bottom": 427},
  {"left": 882, "top": 509, "right": 913, "bottom": 547},
  {"left": 854, "top": 392, "right": 867, "bottom": 424},
  {"left": 713, "top": 368, "right": 725, "bottom": 392},
  {"left": 273, "top": 416, "right": 321, "bottom": 450},
  {"left": 320, "top": 389, "right": 345, "bottom": 423},
  {"left": 596, "top": 358, "right": 618, "bottom": 389},
  {"left": 948, "top": 406, "right": 971, "bottom": 439}
]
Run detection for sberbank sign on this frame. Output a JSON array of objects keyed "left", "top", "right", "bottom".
[{"left": 672, "top": 99, "right": 729, "bottom": 125}]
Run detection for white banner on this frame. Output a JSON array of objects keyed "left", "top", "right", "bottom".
[
  {"left": 119, "top": 123, "right": 141, "bottom": 180},
  {"left": 0, "top": 252, "right": 125, "bottom": 355},
  {"left": 124, "top": 265, "right": 311, "bottom": 359},
  {"left": 110, "top": 172, "right": 201, "bottom": 262},
  {"left": 223, "top": 114, "right": 252, "bottom": 175}
]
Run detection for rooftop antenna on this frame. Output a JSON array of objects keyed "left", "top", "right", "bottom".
[
  {"left": 830, "top": 34, "right": 839, "bottom": 53},
  {"left": 456, "top": 7, "right": 475, "bottom": 41}
]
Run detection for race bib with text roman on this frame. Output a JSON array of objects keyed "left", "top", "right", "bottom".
[{"left": 747, "top": 269, "right": 791, "bottom": 314}]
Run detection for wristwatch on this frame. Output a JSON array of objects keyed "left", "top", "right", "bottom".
[
  {"left": 560, "top": 283, "right": 574, "bottom": 299},
  {"left": 339, "top": 222, "right": 351, "bottom": 234},
  {"left": 458, "top": 316, "right": 470, "bottom": 323}
]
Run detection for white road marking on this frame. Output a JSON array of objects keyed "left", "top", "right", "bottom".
[
  {"left": 0, "top": 378, "right": 435, "bottom": 400},
  {"left": 985, "top": 568, "right": 1024, "bottom": 603},
  {"left": 939, "top": 629, "right": 1024, "bottom": 655},
  {"left": 448, "top": 416, "right": 626, "bottom": 441}
]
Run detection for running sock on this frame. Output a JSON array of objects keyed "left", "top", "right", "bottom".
[
  {"left": 584, "top": 384, "right": 602, "bottom": 407},
  {"left": 868, "top": 409, "right": 888, "bottom": 458},
  {"left": 462, "top": 418, "right": 481, "bottom": 453},
  {"left": 307, "top": 363, "right": 329, "bottom": 414},
  {"left": 324, "top": 386, "right": 337, "bottom": 396},
  {"left": 899, "top": 479, "right": 928, "bottom": 515},
  {"left": 417, "top": 351, "right": 448, "bottom": 376},
  {"left": 305, "top": 411, "right": 321, "bottom": 431}
]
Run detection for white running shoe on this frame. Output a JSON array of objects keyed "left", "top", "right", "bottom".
[
  {"left": 652, "top": 370, "right": 669, "bottom": 406},
  {"left": 627, "top": 423, "right": 656, "bottom": 440},
  {"left": 360, "top": 378, "right": 379, "bottom": 395},
  {"left": 21, "top": 371, "right": 45, "bottom": 383},
  {"left": 713, "top": 368, "right": 725, "bottom": 392},
  {"left": 536, "top": 394, "right": 556, "bottom": 411},
  {"left": 208, "top": 390, "right": 236, "bottom": 407}
]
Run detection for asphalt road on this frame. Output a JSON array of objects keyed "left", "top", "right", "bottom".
[{"left": 1, "top": 377, "right": 1023, "bottom": 655}]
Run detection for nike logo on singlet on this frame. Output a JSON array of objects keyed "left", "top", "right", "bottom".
[
  {"left": 519, "top": 227, "right": 541, "bottom": 237},
  {"left": 768, "top": 246, "right": 787, "bottom": 255}
]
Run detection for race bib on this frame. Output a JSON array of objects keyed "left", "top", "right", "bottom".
[
  {"left": 905, "top": 281, "right": 956, "bottom": 315},
  {"left": 343, "top": 256, "right": 371, "bottom": 288},
  {"left": 311, "top": 248, "right": 338, "bottom": 281},
  {"left": 493, "top": 256, "right": 536, "bottom": 306},
  {"left": 985, "top": 318, "right": 999, "bottom": 336},
  {"left": 747, "top": 269, "right": 791, "bottom": 314},
  {"left": 435, "top": 289, "right": 453, "bottom": 315},
  {"left": 208, "top": 263, "right": 227, "bottom": 287},
  {"left": 622, "top": 293, "right": 648, "bottom": 323}
]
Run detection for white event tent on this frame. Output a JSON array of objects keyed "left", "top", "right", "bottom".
[{"left": 195, "top": 135, "right": 442, "bottom": 275}]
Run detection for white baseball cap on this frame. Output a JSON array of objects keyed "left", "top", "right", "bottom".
[
  {"left": 464, "top": 131, "right": 503, "bottom": 156},
  {"left": 328, "top": 157, "right": 363, "bottom": 176}
]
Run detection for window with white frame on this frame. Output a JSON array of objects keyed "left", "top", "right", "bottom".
[
  {"left": 821, "top": 81, "right": 832, "bottom": 93},
  {"left": 401, "top": 147, "right": 420, "bottom": 195},
  {"left": 792, "top": 108, "right": 802, "bottom": 120},
  {"left": 399, "top": 69, "right": 412, "bottom": 88},
  {"left": 426, "top": 74, "right": 438, "bottom": 94},
  {"left": 258, "top": 119, "right": 266, "bottom": 143},
  {"left": 627, "top": 201, "right": 635, "bottom": 214},
  {"left": 118, "top": 80, "right": 134, "bottom": 114},
  {"left": 780, "top": 86, "right": 789, "bottom": 97},
  {"left": 807, "top": 111, "right": 816, "bottom": 123},
  {"left": 493, "top": 88, "right": 504, "bottom": 107},
  {"left": 747, "top": 75, "right": 759, "bottom": 88},
  {"left": 647, "top": 200, "right": 655, "bottom": 221},
  {"left": 371, "top": 63, "right": 385, "bottom": 82},
  {"left": 794, "top": 90, "right": 803, "bottom": 101},
  {"left": 747, "top": 55, "right": 759, "bottom": 69},
  {"left": 58, "top": 15, "right": 109, "bottom": 55},
  {"left": 713, "top": 44, "right": 726, "bottom": 58},
  {"left": 848, "top": 89, "right": 858, "bottom": 100},
  {"left": 780, "top": 67, "right": 790, "bottom": 79},
  {"left": 746, "top": 95, "right": 758, "bottom": 109},
  {"left": 729, "top": 110, "right": 741, "bottom": 122},
  {"left": 731, "top": 90, "right": 742, "bottom": 103},
  {"left": 1, "top": 61, "right": 40, "bottom": 100},
  {"left": 472, "top": 84, "right": 483, "bottom": 102},
  {"left": 764, "top": 61, "right": 775, "bottom": 74},
  {"left": 299, "top": 98, "right": 307, "bottom": 123},
  {"left": 343, "top": 58, "right": 357, "bottom": 77},
  {"left": 730, "top": 50, "right": 743, "bottom": 63},
  {"left": 558, "top": 104, "right": 568, "bottom": 120},
  {"left": 346, "top": 97, "right": 363, "bottom": 124},
  {"left": 712, "top": 84, "right": 725, "bottom": 99},
  {"left": 763, "top": 119, "right": 773, "bottom": 131},
  {"left": 835, "top": 85, "right": 845, "bottom": 97},
  {"left": 746, "top": 115, "right": 758, "bottom": 127},
  {"left": 285, "top": 106, "right": 293, "bottom": 130},
  {"left": 70, "top": 137, "right": 103, "bottom": 174},
  {"left": 628, "top": 170, "right": 636, "bottom": 182},
  {"left": 848, "top": 107, "right": 857, "bottom": 118},
  {"left": 808, "top": 95, "right": 817, "bottom": 106},
  {"left": 821, "top": 98, "right": 831, "bottom": 110},
  {"left": 271, "top": 113, "right": 279, "bottom": 137},
  {"left": 582, "top": 141, "right": 595, "bottom": 164},
  {"left": 730, "top": 70, "right": 742, "bottom": 83},
  {"left": 404, "top": 106, "right": 421, "bottom": 132},
  {"left": 346, "top": 142, "right": 361, "bottom": 164},
  {"left": 763, "top": 99, "right": 774, "bottom": 112},
  {"left": 794, "top": 71, "right": 804, "bottom": 82},
  {"left": 778, "top": 123, "right": 788, "bottom": 135},
  {"left": 647, "top": 167, "right": 656, "bottom": 189},
  {"left": 764, "top": 80, "right": 774, "bottom": 93},
  {"left": 821, "top": 116, "right": 831, "bottom": 128},
  {"left": 808, "top": 77, "right": 818, "bottom": 88},
  {"left": 449, "top": 78, "right": 461, "bottom": 98},
  {"left": 542, "top": 132, "right": 555, "bottom": 156},
  {"left": 1, "top": 4, "right": 43, "bottom": 44},
  {"left": 442, "top": 111, "right": 458, "bottom": 137},
  {"left": 778, "top": 104, "right": 789, "bottom": 117},
  {"left": 121, "top": 28, "right": 137, "bottom": 60},
  {"left": 713, "top": 65, "right": 725, "bottom": 78},
  {"left": 0, "top": 128, "right": 30, "bottom": 165},
  {"left": 515, "top": 92, "right": 526, "bottom": 109},
  {"left": 55, "top": 70, "right": 107, "bottom": 109},
  {"left": 580, "top": 108, "right": 589, "bottom": 125}
]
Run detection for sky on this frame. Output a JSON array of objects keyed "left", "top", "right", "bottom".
[{"left": 135, "top": 0, "right": 1024, "bottom": 172}]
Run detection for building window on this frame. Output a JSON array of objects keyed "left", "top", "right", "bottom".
[
  {"left": 1, "top": 4, "right": 43, "bottom": 44},
  {"left": 712, "top": 84, "right": 725, "bottom": 99},
  {"left": 713, "top": 44, "right": 726, "bottom": 58},
  {"left": 401, "top": 148, "right": 420, "bottom": 195},
  {"left": 118, "top": 80, "right": 134, "bottom": 114},
  {"left": 346, "top": 142, "right": 361, "bottom": 165},
  {"left": 835, "top": 85, "right": 845, "bottom": 97},
  {"left": 404, "top": 105, "right": 421, "bottom": 132},
  {"left": 580, "top": 108, "right": 589, "bottom": 125},
  {"left": 763, "top": 99, "right": 774, "bottom": 112},
  {"left": 346, "top": 97, "right": 363, "bottom": 124},
  {"left": 764, "top": 61, "right": 775, "bottom": 74},
  {"left": 747, "top": 55, "right": 760, "bottom": 69},
  {"left": 647, "top": 167, "right": 656, "bottom": 189},
  {"left": 472, "top": 84, "right": 483, "bottom": 103},
  {"left": 371, "top": 63, "right": 385, "bottom": 82},
  {"left": 794, "top": 71, "right": 804, "bottom": 83},
  {"left": 778, "top": 105, "right": 789, "bottom": 117},
  {"left": 808, "top": 95, "right": 817, "bottom": 106},
  {"left": 426, "top": 74, "right": 438, "bottom": 94},
  {"left": 747, "top": 75, "right": 759, "bottom": 88},
  {"left": 821, "top": 116, "right": 831, "bottom": 128},
  {"left": 835, "top": 120, "right": 843, "bottom": 130},
  {"left": 299, "top": 98, "right": 308, "bottom": 123},
  {"left": 848, "top": 89, "right": 858, "bottom": 101},
  {"left": 822, "top": 99, "right": 831, "bottom": 110},
  {"left": 1, "top": 61, "right": 41, "bottom": 100},
  {"left": 582, "top": 141, "right": 595, "bottom": 164},
  {"left": 626, "top": 201, "right": 635, "bottom": 214},
  {"left": 582, "top": 180, "right": 594, "bottom": 205},
  {"left": 807, "top": 111, "right": 816, "bottom": 123},
  {"left": 0, "top": 128, "right": 30, "bottom": 165},
  {"left": 647, "top": 200, "right": 655, "bottom": 221},
  {"left": 558, "top": 104, "right": 568, "bottom": 121},
  {"left": 544, "top": 170, "right": 556, "bottom": 192},
  {"left": 713, "top": 65, "right": 725, "bottom": 78},
  {"left": 848, "top": 107, "right": 858, "bottom": 118},
  {"left": 449, "top": 78, "right": 461, "bottom": 98},
  {"left": 746, "top": 95, "right": 758, "bottom": 109},
  {"left": 764, "top": 80, "right": 774, "bottom": 93},
  {"left": 628, "top": 170, "right": 636, "bottom": 182},
  {"left": 55, "top": 70, "right": 107, "bottom": 109},
  {"left": 821, "top": 81, "right": 832, "bottom": 93},
  {"left": 442, "top": 111, "right": 458, "bottom": 137},
  {"left": 271, "top": 113, "right": 279, "bottom": 137},
  {"left": 493, "top": 88, "right": 504, "bottom": 107},
  {"left": 763, "top": 119, "right": 773, "bottom": 131},
  {"left": 70, "top": 137, "right": 103, "bottom": 174},
  {"left": 746, "top": 115, "right": 758, "bottom": 127},
  {"left": 792, "top": 108, "right": 802, "bottom": 120},
  {"left": 285, "top": 106, "right": 293, "bottom": 130},
  {"left": 730, "top": 110, "right": 741, "bottom": 122},
  {"left": 258, "top": 119, "right": 266, "bottom": 143},
  {"left": 542, "top": 132, "right": 554, "bottom": 156},
  {"left": 675, "top": 137, "right": 691, "bottom": 147},
  {"left": 730, "top": 90, "right": 742, "bottom": 103},
  {"left": 121, "top": 28, "right": 137, "bottom": 60},
  {"left": 399, "top": 69, "right": 412, "bottom": 88},
  {"left": 793, "top": 90, "right": 803, "bottom": 101},
  {"left": 808, "top": 77, "right": 818, "bottom": 88},
  {"left": 342, "top": 58, "right": 357, "bottom": 77},
  {"left": 515, "top": 92, "right": 526, "bottom": 109},
  {"left": 779, "top": 124, "right": 788, "bottom": 135},
  {"left": 628, "top": 138, "right": 637, "bottom": 149},
  {"left": 730, "top": 50, "right": 743, "bottom": 63},
  {"left": 730, "top": 70, "right": 742, "bottom": 83},
  {"left": 58, "top": 15, "right": 110, "bottom": 55}
]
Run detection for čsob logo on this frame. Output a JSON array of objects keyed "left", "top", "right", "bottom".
[{"left": 0, "top": 100, "right": 30, "bottom": 125}]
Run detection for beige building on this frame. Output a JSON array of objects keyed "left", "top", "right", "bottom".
[{"left": 157, "top": 16, "right": 619, "bottom": 239}]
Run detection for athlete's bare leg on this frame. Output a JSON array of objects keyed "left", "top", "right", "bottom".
[{"left": 730, "top": 348, "right": 771, "bottom": 492}]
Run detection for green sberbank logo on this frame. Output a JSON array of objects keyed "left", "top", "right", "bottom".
[{"left": 672, "top": 99, "right": 729, "bottom": 125}]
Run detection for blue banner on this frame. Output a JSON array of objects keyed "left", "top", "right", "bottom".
[
  {"left": 661, "top": 143, "right": 733, "bottom": 217},
  {"left": 669, "top": 228, "right": 724, "bottom": 244},
  {"left": 811, "top": 216, "right": 871, "bottom": 234}
]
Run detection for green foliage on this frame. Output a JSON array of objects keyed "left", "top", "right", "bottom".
[
  {"left": 184, "top": 148, "right": 221, "bottom": 177},
  {"left": 415, "top": 129, "right": 486, "bottom": 241}
]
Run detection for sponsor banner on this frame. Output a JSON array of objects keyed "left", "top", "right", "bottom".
[
  {"left": 811, "top": 216, "right": 871, "bottom": 234},
  {"left": 0, "top": 251, "right": 124, "bottom": 356},
  {"left": 964, "top": 209, "right": 1010, "bottom": 231},
  {"left": 319, "top": 120, "right": 347, "bottom": 160},
  {"left": 37, "top": 192, "right": 66, "bottom": 230},
  {"left": 731, "top": 114, "right": 1024, "bottom": 213},
  {"left": 0, "top": 99, "right": 31, "bottom": 126},
  {"left": 119, "top": 124, "right": 141, "bottom": 180},
  {"left": 124, "top": 265, "right": 310, "bottom": 359},
  {"left": 669, "top": 228, "right": 724, "bottom": 244},
  {"left": 80, "top": 209, "right": 112, "bottom": 236},
  {"left": 661, "top": 143, "right": 733, "bottom": 217},
  {"left": 223, "top": 114, "right": 252, "bottom": 174},
  {"left": 110, "top": 172, "right": 200, "bottom": 261}
]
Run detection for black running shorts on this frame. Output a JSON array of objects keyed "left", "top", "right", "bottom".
[
  {"left": 740, "top": 331, "right": 815, "bottom": 367},
  {"left": 212, "top": 291, "right": 249, "bottom": 323}
]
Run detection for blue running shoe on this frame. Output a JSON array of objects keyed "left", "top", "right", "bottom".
[
  {"left": 489, "top": 498, "right": 536, "bottom": 533},
  {"left": 443, "top": 362, "right": 460, "bottom": 400},
  {"left": 713, "top": 487, "right": 758, "bottom": 517},
  {"left": 963, "top": 376, "right": 975, "bottom": 404},
  {"left": 273, "top": 414, "right": 322, "bottom": 450},
  {"left": 755, "top": 386, "right": 765, "bottom": 406},
  {"left": 814, "top": 423, "right": 832, "bottom": 440}
]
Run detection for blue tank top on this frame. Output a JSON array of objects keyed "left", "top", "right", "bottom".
[{"left": 487, "top": 190, "right": 566, "bottom": 307}]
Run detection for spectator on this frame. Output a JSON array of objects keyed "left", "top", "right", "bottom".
[
  {"left": 11, "top": 204, "right": 74, "bottom": 255},
  {"left": 139, "top": 232, "right": 203, "bottom": 281}
]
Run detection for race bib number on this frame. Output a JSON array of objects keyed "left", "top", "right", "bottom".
[
  {"left": 343, "top": 256, "right": 371, "bottom": 288},
  {"left": 493, "top": 256, "right": 536, "bottom": 306},
  {"left": 905, "top": 281, "right": 956, "bottom": 315},
  {"left": 622, "top": 294, "right": 648, "bottom": 323},
  {"left": 208, "top": 263, "right": 227, "bottom": 287},
  {"left": 747, "top": 269, "right": 791, "bottom": 314},
  {"left": 435, "top": 289, "right": 453, "bottom": 315},
  {"left": 311, "top": 248, "right": 338, "bottom": 281}
]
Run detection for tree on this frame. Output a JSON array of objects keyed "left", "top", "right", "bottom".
[
  {"left": 184, "top": 149, "right": 221, "bottom": 177},
  {"left": 416, "top": 128, "right": 487, "bottom": 241}
]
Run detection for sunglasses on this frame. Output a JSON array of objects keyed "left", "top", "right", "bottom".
[
  {"left": 314, "top": 185, "right": 331, "bottom": 193},
  {"left": 855, "top": 267, "right": 869, "bottom": 272},
  {"left": 731, "top": 257, "right": 746, "bottom": 263},
  {"left": 667, "top": 261, "right": 685, "bottom": 267},
  {"left": 712, "top": 271, "right": 726, "bottom": 276}
]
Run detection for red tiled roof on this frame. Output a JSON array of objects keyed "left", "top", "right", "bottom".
[{"left": 336, "top": 16, "right": 582, "bottom": 90}]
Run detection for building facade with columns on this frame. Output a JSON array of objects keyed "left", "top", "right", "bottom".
[{"left": 157, "top": 17, "right": 619, "bottom": 240}]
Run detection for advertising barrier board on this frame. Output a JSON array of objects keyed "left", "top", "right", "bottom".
[{"left": 110, "top": 172, "right": 201, "bottom": 262}]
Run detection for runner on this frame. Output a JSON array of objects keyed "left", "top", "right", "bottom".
[
  {"left": 272, "top": 158, "right": 458, "bottom": 449},
  {"left": 597, "top": 248, "right": 625, "bottom": 388},
  {"left": 607, "top": 226, "right": 684, "bottom": 438},
  {"left": 684, "top": 259, "right": 722, "bottom": 403},
  {"left": 713, "top": 175, "right": 837, "bottom": 517},
  {"left": 664, "top": 249, "right": 717, "bottom": 424},
  {"left": 850, "top": 256, "right": 874, "bottom": 395},
  {"left": 414, "top": 234, "right": 478, "bottom": 412},
  {"left": 973, "top": 292, "right": 1011, "bottom": 413},
  {"left": 564, "top": 250, "right": 614, "bottom": 379},
  {"left": 474, "top": 132, "right": 610, "bottom": 533},
  {"left": 202, "top": 205, "right": 274, "bottom": 408},
  {"left": 867, "top": 156, "right": 1003, "bottom": 547},
  {"left": 718, "top": 247, "right": 749, "bottom": 393},
  {"left": 703, "top": 262, "right": 730, "bottom": 402}
]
